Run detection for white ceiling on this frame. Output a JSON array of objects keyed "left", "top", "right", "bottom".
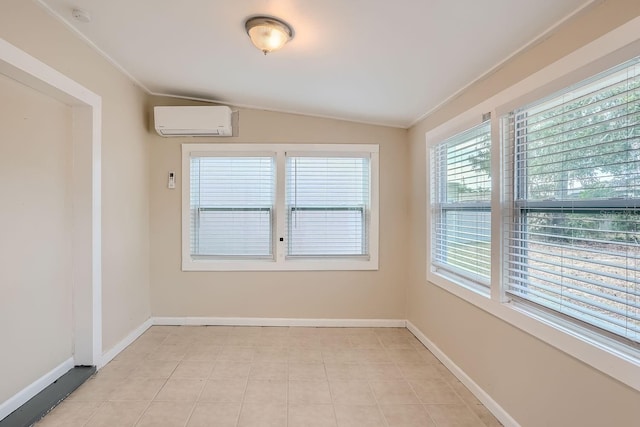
[{"left": 38, "top": 0, "right": 593, "bottom": 128}]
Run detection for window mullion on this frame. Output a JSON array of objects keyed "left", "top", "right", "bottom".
[
  {"left": 490, "top": 112, "right": 505, "bottom": 302},
  {"left": 275, "top": 150, "right": 286, "bottom": 264}
]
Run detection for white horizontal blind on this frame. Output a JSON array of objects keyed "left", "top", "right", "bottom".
[
  {"left": 286, "top": 155, "right": 370, "bottom": 257},
  {"left": 431, "top": 122, "right": 492, "bottom": 285},
  {"left": 504, "top": 57, "right": 640, "bottom": 344},
  {"left": 190, "top": 155, "right": 274, "bottom": 258}
]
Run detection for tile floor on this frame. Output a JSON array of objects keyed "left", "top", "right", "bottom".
[{"left": 35, "top": 326, "right": 502, "bottom": 427}]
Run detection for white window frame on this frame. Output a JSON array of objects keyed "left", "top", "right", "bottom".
[
  {"left": 425, "top": 19, "right": 640, "bottom": 393},
  {"left": 182, "top": 143, "right": 379, "bottom": 271}
]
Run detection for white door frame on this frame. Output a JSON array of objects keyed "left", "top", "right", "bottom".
[{"left": 0, "top": 38, "right": 102, "bottom": 366}]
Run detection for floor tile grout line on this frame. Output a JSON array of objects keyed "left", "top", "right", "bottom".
[
  {"left": 323, "top": 359, "right": 340, "bottom": 427},
  {"left": 234, "top": 357, "right": 251, "bottom": 427},
  {"left": 285, "top": 360, "right": 289, "bottom": 427},
  {"left": 180, "top": 402, "right": 197, "bottom": 427},
  {"left": 131, "top": 350, "right": 181, "bottom": 427},
  {"left": 403, "top": 365, "right": 439, "bottom": 426},
  {"left": 366, "top": 369, "right": 391, "bottom": 427},
  {"left": 181, "top": 361, "right": 210, "bottom": 427},
  {"left": 77, "top": 399, "right": 105, "bottom": 427},
  {"left": 447, "top": 380, "right": 491, "bottom": 427}
]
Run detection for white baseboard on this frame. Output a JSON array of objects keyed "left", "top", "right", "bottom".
[
  {"left": 0, "top": 357, "right": 74, "bottom": 421},
  {"left": 406, "top": 321, "right": 520, "bottom": 427},
  {"left": 99, "top": 318, "right": 153, "bottom": 368},
  {"left": 152, "top": 316, "right": 406, "bottom": 328}
]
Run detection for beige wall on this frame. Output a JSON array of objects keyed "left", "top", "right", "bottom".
[
  {"left": 0, "top": 0, "right": 151, "bottom": 354},
  {"left": 407, "top": 0, "right": 640, "bottom": 426},
  {"left": 0, "top": 74, "right": 73, "bottom": 403},
  {"left": 149, "top": 99, "right": 409, "bottom": 319}
]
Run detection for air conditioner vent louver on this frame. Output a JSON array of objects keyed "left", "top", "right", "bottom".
[{"left": 154, "top": 106, "right": 232, "bottom": 137}]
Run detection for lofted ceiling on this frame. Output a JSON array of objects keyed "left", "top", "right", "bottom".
[{"left": 38, "top": 0, "right": 593, "bottom": 128}]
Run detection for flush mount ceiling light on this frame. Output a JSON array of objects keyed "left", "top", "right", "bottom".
[{"left": 245, "top": 16, "right": 294, "bottom": 55}]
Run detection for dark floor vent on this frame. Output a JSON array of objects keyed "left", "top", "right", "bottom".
[{"left": 0, "top": 366, "right": 95, "bottom": 427}]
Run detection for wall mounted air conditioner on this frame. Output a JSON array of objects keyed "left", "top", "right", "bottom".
[{"left": 154, "top": 105, "right": 232, "bottom": 137}]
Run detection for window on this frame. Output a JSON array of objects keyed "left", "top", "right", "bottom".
[
  {"left": 431, "top": 121, "right": 492, "bottom": 288},
  {"left": 286, "top": 155, "right": 370, "bottom": 258},
  {"left": 182, "top": 144, "right": 379, "bottom": 271},
  {"left": 189, "top": 155, "right": 274, "bottom": 258},
  {"left": 504, "top": 57, "right": 640, "bottom": 345}
]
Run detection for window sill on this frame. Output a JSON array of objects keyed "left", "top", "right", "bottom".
[
  {"left": 424, "top": 272, "right": 640, "bottom": 392},
  {"left": 429, "top": 267, "right": 491, "bottom": 298},
  {"left": 182, "top": 257, "right": 379, "bottom": 272}
]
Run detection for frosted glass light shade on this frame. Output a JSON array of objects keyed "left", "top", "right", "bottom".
[{"left": 245, "top": 17, "right": 293, "bottom": 54}]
